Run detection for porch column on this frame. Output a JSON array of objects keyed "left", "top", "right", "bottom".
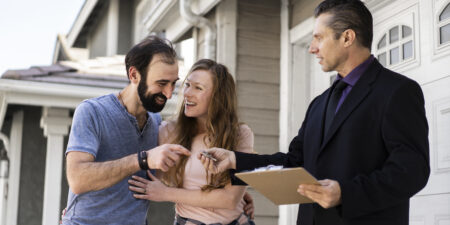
[
  {"left": 40, "top": 107, "right": 72, "bottom": 225},
  {"left": 279, "top": 0, "right": 298, "bottom": 224},
  {"left": 216, "top": 0, "right": 237, "bottom": 80}
]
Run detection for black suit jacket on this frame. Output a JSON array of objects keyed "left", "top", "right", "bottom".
[{"left": 234, "top": 60, "right": 430, "bottom": 225}]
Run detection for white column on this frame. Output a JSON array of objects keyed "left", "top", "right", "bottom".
[
  {"left": 0, "top": 132, "right": 9, "bottom": 225},
  {"left": 216, "top": 0, "right": 237, "bottom": 80},
  {"left": 40, "top": 107, "right": 72, "bottom": 225},
  {"left": 279, "top": 0, "right": 298, "bottom": 224},
  {"left": 6, "top": 110, "right": 24, "bottom": 225},
  {"left": 106, "top": 0, "right": 119, "bottom": 56}
]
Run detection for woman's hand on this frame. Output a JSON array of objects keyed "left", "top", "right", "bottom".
[{"left": 128, "top": 170, "right": 169, "bottom": 202}]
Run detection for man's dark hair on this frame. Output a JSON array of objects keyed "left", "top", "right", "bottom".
[
  {"left": 314, "top": 0, "right": 373, "bottom": 50},
  {"left": 125, "top": 35, "right": 177, "bottom": 80}
]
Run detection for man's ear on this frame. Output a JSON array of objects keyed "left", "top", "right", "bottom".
[
  {"left": 342, "top": 29, "right": 356, "bottom": 48},
  {"left": 128, "top": 66, "right": 140, "bottom": 84}
]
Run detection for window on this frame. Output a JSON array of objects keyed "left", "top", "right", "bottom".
[
  {"left": 439, "top": 3, "right": 450, "bottom": 45},
  {"left": 376, "top": 25, "right": 413, "bottom": 67}
]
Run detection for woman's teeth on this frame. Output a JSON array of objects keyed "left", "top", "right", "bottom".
[{"left": 186, "top": 101, "right": 196, "bottom": 106}]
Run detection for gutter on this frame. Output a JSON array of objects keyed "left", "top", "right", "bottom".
[{"left": 180, "top": 0, "right": 217, "bottom": 59}]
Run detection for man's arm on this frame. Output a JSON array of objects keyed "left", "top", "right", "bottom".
[
  {"left": 67, "top": 144, "right": 190, "bottom": 195},
  {"left": 198, "top": 130, "right": 305, "bottom": 173},
  {"left": 199, "top": 98, "right": 320, "bottom": 173},
  {"left": 66, "top": 101, "right": 190, "bottom": 195},
  {"left": 67, "top": 151, "right": 138, "bottom": 194}
]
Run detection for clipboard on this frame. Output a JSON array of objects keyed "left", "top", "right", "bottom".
[{"left": 235, "top": 167, "right": 319, "bottom": 205}]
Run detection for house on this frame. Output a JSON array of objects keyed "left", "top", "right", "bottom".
[{"left": 1, "top": 0, "right": 449, "bottom": 224}]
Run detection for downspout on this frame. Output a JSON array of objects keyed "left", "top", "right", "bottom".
[{"left": 180, "top": 0, "right": 217, "bottom": 59}]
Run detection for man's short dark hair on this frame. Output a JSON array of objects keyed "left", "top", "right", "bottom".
[
  {"left": 125, "top": 36, "right": 177, "bottom": 80},
  {"left": 314, "top": 0, "right": 373, "bottom": 50}
]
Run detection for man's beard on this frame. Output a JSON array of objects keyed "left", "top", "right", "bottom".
[{"left": 137, "top": 78, "right": 167, "bottom": 113}]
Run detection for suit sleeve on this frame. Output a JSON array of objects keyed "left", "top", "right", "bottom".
[
  {"left": 340, "top": 80, "right": 430, "bottom": 218},
  {"left": 233, "top": 98, "right": 320, "bottom": 172}
]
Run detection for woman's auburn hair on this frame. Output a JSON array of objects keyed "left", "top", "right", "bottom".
[{"left": 161, "top": 59, "right": 241, "bottom": 191}]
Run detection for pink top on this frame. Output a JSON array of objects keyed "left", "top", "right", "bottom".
[{"left": 159, "top": 121, "right": 254, "bottom": 224}]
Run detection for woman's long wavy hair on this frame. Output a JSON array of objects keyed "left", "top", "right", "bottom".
[{"left": 161, "top": 59, "right": 241, "bottom": 191}]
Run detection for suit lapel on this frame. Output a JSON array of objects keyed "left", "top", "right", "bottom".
[{"left": 318, "top": 60, "right": 382, "bottom": 153}]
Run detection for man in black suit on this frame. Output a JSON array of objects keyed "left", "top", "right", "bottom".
[{"left": 198, "top": 0, "right": 430, "bottom": 224}]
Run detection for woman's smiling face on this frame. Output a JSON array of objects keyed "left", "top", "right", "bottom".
[{"left": 183, "top": 69, "right": 214, "bottom": 120}]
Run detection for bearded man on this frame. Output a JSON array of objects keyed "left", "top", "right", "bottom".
[{"left": 62, "top": 36, "right": 190, "bottom": 225}]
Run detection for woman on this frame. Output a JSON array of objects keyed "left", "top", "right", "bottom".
[{"left": 128, "top": 59, "right": 255, "bottom": 225}]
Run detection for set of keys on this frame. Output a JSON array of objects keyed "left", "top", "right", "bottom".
[{"left": 200, "top": 151, "right": 217, "bottom": 162}]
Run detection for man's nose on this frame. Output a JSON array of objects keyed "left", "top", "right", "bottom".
[
  {"left": 308, "top": 44, "right": 316, "bottom": 54},
  {"left": 162, "top": 86, "right": 173, "bottom": 99},
  {"left": 308, "top": 45, "right": 315, "bottom": 54}
]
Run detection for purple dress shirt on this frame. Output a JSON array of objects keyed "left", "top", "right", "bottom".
[{"left": 334, "top": 55, "right": 375, "bottom": 113}]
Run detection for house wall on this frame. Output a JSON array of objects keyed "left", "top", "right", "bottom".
[
  {"left": 290, "top": 0, "right": 322, "bottom": 28},
  {"left": 118, "top": 0, "right": 134, "bottom": 54},
  {"left": 236, "top": 0, "right": 281, "bottom": 224},
  {"left": 89, "top": 4, "right": 109, "bottom": 59},
  {"left": 17, "top": 106, "right": 46, "bottom": 225}
]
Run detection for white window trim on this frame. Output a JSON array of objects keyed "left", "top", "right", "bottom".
[
  {"left": 437, "top": 18, "right": 450, "bottom": 46},
  {"left": 432, "top": 0, "right": 450, "bottom": 59},
  {"left": 436, "top": 2, "right": 450, "bottom": 48},
  {"left": 372, "top": 1, "right": 420, "bottom": 73},
  {"left": 375, "top": 24, "right": 415, "bottom": 68}
]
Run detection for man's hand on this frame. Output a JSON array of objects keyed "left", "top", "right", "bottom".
[
  {"left": 297, "top": 179, "right": 341, "bottom": 209},
  {"left": 147, "top": 144, "right": 190, "bottom": 172},
  {"left": 243, "top": 191, "right": 255, "bottom": 219},
  {"left": 197, "top": 147, "right": 236, "bottom": 174}
]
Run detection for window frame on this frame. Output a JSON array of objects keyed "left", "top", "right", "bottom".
[
  {"left": 437, "top": 2, "right": 450, "bottom": 46},
  {"left": 375, "top": 24, "right": 415, "bottom": 68},
  {"left": 433, "top": 0, "right": 450, "bottom": 59}
]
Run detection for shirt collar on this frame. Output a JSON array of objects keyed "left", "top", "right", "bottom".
[{"left": 336, "top": 55, "right": 375, "bottom": 87}]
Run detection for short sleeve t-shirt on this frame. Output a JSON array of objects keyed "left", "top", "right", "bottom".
[{"left": 62, "top": 93, "right": 161, "bottom": 225}]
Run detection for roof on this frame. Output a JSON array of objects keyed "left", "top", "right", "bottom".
[{"left": 1, "top": 61, "right": 128, "bottom": 89}]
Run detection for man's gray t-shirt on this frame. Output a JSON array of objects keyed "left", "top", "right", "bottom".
[{"left": 62, "top": 93, "right": 161, "bottom": 225}]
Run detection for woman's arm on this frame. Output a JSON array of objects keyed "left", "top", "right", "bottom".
[{"left": 129, "top": 171, "right": 246, "bottom": 210}]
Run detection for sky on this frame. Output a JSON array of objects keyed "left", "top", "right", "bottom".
[{"left": 0, "top": 0, "right": 85, "bottom": 75}]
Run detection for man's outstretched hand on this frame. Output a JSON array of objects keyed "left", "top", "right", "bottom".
[
  {"left": 147, "top": 144, "right": 190, "bottom": 172},
  {"left": 197, "top": 147, "right": 236, "bottom": 174}
]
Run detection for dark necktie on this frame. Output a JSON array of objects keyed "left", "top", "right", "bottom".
[{"left": 324, "top": 80, "right": 348, "bottom": 136}]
